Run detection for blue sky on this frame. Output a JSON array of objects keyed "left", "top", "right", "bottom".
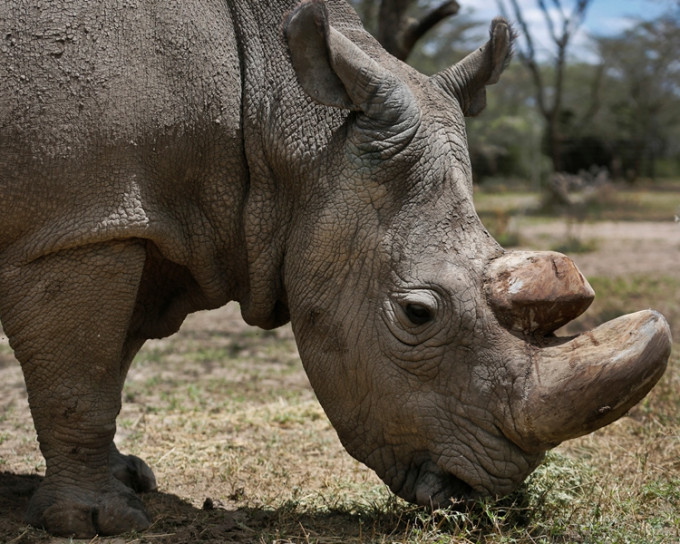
[
  {"left": 470, "top": 0, "right": 675, "bottom": 60},
  {"left": 586, "top": 0, "right": 670, "bottom": 34}
]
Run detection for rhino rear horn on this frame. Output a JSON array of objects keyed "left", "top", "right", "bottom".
[
  {"left": 485, "top": 251, "right": 595, "bottom": 336},
  {"left": 432, "top": 17, "right": 515, "bottom": 116}
]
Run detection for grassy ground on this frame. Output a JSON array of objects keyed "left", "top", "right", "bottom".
[
  {"left": 474, "top": 180, "right": 680, "bottom": 248},
  {"left": 0, "top": 181, "right": 678, "bottom": 543}
]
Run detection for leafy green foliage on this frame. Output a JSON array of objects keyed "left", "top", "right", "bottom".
[{"left": 596, "top": 15, "right": 680, "bottom": 179}]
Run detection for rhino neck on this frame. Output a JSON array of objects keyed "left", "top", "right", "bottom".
[{"left": 230, "top": 0, "right": 360, "bottom": 328}]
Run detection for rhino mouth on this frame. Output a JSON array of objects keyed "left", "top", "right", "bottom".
[
  {"left": 394, "top": 430, "right": 546, "bottom": 507},
  {"left": 392, "top": 458, "right": 477, "bottom": 507}
]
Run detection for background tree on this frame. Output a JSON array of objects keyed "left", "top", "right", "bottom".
[
  {"left": 466, "top": 63, "right": 548, "bottom": 185},
  {"left": 348, "top": 0, "right": 466, "bottom": 61},
  {"left": 595, "top": 15, "right": 680, "bottom": 179},
  {"left": 496, "top": 0, "right": 596, "bottom": 172},
  {"left": 378, "top": 0, "right": 461, "bottom": 60}
]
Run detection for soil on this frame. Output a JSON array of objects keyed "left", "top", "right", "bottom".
[
  {"left": 518, "top": 220, "right": 680, "bottom": 278},
  {"left": 0, "top": 219, "right": 677, "bottom": 543}
]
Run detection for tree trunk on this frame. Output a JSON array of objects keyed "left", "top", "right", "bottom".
[
  {"left": 546, "top": 118, "right": 564, "bottom": 172},
  {"left": 376, "top": 0, "right": 460, "bottom": 61}
]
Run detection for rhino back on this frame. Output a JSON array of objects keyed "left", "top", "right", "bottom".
[{"left": 0, "top": 0, "right": 245, "bottom": 273}]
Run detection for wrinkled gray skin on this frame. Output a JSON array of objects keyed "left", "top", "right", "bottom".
[{"left": 0, "top": 0, "right": 671, "bottom": 538}]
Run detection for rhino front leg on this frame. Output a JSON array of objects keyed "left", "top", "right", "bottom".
[{"left": 0, "top": 240, "right": 151, "bottom": 537}]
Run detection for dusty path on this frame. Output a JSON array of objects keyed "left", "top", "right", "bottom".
[{"left": 517, "top": 220, "right": 680, "bottom": 278}]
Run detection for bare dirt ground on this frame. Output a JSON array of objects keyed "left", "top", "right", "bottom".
[
  {"left": 518, "top": 220, "right": 680, "bottom": 278},
  {"left": 0, "top": 218, "right": 677, "bottom": 543}
]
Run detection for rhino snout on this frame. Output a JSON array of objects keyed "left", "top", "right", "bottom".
[{"left": 484, "top": 250, "right": 670, "bottom": 455}]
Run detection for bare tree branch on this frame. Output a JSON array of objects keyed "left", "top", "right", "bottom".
[
  {"left": 503, "top": 0, "right": 549, "bottom": 117},
  {"left": 377, "top": 0, "right": 411, "bottom": 59},
  {"left": 538, "top": 0, "right": 560, "bottom": 45},
  {"left": 566, "top": 0, "right": 589, "bottom": 39},
  {"left": 402, "top": 1, "right": 461, "bottom": 58},
  {"left": 377, "top": 0, "right": 461, "bottom": 61},
  {"left": 551, "top": 0, "right": 567, "bottom": 20}
]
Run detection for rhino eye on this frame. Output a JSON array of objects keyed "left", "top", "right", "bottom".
[
  {"left": 403, "top": 303, "right": 433, "bottom": 325},
  {"left": 388, "top": 290, "right": 440, "bottom": 334}
]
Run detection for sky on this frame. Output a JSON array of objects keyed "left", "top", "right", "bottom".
[
  {"left": 469, "top": 0, "right": 675, "bottom": 60},
  {"left": 586, "top": 0, "right": 670, "bottom": 34}
]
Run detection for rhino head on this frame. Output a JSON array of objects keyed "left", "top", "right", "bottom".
[{"left": 279, "top": 1, "right": 671, "bottom": 505}]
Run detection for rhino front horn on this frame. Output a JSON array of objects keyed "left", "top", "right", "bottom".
[
  {"left": 485, "top": 251, "right": 595, "bottom": 336},
  {"left": 505, "top": 310, "right": 671, "bottom": 454}
]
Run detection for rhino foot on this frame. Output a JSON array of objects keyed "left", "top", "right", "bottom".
[
  {"left": 110, "top": 444, "right": 158, "bottom": 493},
  {"left": 26, "top": 478, "right": 150, "bottom": 538}
]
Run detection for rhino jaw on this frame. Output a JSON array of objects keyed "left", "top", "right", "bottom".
[{"left": 505, "top": 309, "right": 672, "bottom": 454}]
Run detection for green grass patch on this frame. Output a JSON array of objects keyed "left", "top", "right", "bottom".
[{"left": 226, "top": 444, "right": 680, "bottom": 543}]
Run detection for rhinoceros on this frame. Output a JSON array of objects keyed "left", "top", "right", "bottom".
[{"left": 0, "top": 0, "right": 671, "bottom": 537}]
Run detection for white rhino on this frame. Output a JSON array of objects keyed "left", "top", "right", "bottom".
[{"left": 0, "top": 0, "right": 671, "bottom": 537}]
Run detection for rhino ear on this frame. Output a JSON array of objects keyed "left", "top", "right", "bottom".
[
  {"left": 285, "top": 0, "right": 417, "bottom": 127},
  {"left": 284, "top": 0, "right": 356, "bottom": 110},
  {"left": 432, "top": 17, "right": 515, "bottom": 117}
]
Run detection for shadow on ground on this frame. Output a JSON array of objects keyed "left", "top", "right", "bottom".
[{"left": 0, "top": 472, "right": 395, "bottom": 543}]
